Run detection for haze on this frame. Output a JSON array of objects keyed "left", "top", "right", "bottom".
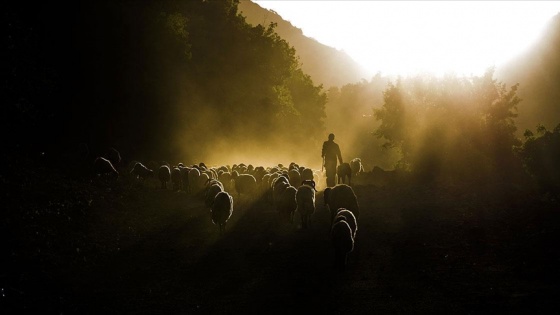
[{"left": 254, "top": 0, "right": 560, "bottom": 77}]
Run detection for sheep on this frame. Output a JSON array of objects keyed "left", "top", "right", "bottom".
[
  {"left": 94, "top": 157, "right": 119, "bottom": 179},
  {"left": 288, "top": 168, "right": 302, "bottom": 188},
  {"left": 197, "top": 172, "right": 210, "bottom": 197},
  {"left": 331, "top": 220, "right": 354, "bottom": 270},
  {"left": 211, "top": 191, "right": 234, "bottom": 235},
  {"left": 188, "top": 168, "right": 201, "bottom": 195},
  {"left": 350, "top": 158, "right": 364, "bottom": 177},
  {"left": 277, "top": 186, "right": 297, "bottom": 223},
  {"left": 232, "top": 171, "right": 257, "bottom": 199},
  {"left": 179, "top": 166, "right": 190, "bottom": 192},
  {"left": 273, "top": 181, "right": 290, "bottom": 208},
  {"left": 296, "top": 183, "right": 316, "bottom": 229},
  {"left": 158, "top": 165, "right": 171, "bottom": 189},
  {"left": 218, "top": 171, "right": 234, "bottom": 193},
  {"left": 171, "top": 167, "right": 182, "bottom": 191},
  {"left": 130, "top": 162, "right": 154, "bottom": 180},
  {"left": 272, "top": 175, "right": 290, "bottom": 204},
  {"left": 301, "top": 168, "right": 314, "bottom": 182},
  {"left": 205, "top": 181, "right": 224, "bottom": 208},
  {"left": 333, "top": 208, "right": 358, "bottom": 239},
  {"left": 337, "top": 162, "right": 352, "bottom": 185},
  {"left": 261, "top": 173, "right": 272, "bottom": 193},
  {"left": 324, "top": 184, "right": 360, "bottom": 223},
  {"left": 106, "top": 147, "right": 121, "bottom": 166},
  {"left": 253, "top": 166, "right": 267, "bottom": 185},
  {"left": 300, "top": 180, "right": 317, "bottom": 191}
]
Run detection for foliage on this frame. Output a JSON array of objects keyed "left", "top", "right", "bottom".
[
  {"left": 324, "top": 74, "right": 396, "bottom": 170},
  {"left": 373, "top": 69, "right": 523, "bottom": 184},
  {"left": 517, "top": 124, "right": 560, "bottom": 195},
  {"left": 5, "top": 0, "right": 327, "bottom": 163}
]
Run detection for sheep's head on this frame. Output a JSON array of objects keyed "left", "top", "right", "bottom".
[{"left": 301, "top": 180, "right": 317, "bottom": 191}]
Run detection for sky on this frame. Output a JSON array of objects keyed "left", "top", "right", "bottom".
[{"left": 253, "top": 1, "right": 560, "bottom": 77}]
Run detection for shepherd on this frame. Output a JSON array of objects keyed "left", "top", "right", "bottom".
[{"left": 322, "top": 133, "right": 343, "bottom": 187}]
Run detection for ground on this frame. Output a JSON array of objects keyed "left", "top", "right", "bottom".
[{"left": 2, "top": 158, "right": 560, "bottom": 314}]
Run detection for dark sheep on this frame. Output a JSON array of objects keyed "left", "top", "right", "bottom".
[
  {"left": 278, "top": 186, "right": 297, "bottom": 223},
  {"left": 334, "top": 208, "right": 358, "bottom": 239},
  {"left": 94, "top": 157, "right": 119, "bottom": 179},
  {"left": 205, "top": 181, "right": 224, "bottom": 208},
  {"left": 288, "top": 168, "right": 302, "bottom": 188},
  {"left": 106, "top": 147, "right": 121, "bottom": 166},
  {"left": 331, "top": 220, "right": 354, "bottom": 270},
  {"left": 301, "top": 168, "right": 314, "bottom": 182},
  {"left": 179, "top": 166, "right": 190, "bottom": 192},
  {"left": 171, "top": 167, "right": 182, "bottom": 191},
  {"left": 296, "top": 184, "right": 316, "bottom": 229},
  {"left": 232, "top": 172, "right": 257, "bottom": 199},
  {"left": 158, "top": 165, "right": 171, "bottom": 189},
  {"left": 211, "top": 191, "right": 234, "bottom": 235},
  {"left": 300, "top": 180, "right": 317, "bottom": 191},
  {"left": 337, "top": 162, "right": 352, "bottom": 185},
  {"left": 130, "top": 162, "right": 154, "bottom": 180},
  {"left": 324, "top": 184, "right": 360, "bottom": 222}
]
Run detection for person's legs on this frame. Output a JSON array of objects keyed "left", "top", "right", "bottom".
[{"left": 325, "top": 160, "right": 336, "bottom": 187}]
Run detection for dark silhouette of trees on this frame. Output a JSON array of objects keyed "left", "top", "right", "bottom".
[
  {"left": 5, "top": 0, "right": 327, "bottom": 163},
  {"left": 517, "top": 124, "right": 560, "bottom": 195}
]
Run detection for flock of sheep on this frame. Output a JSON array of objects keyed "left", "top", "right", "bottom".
[{"left": 93, "top": 153, "right": 364, "bottom": 270}]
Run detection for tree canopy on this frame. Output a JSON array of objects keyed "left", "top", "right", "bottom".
[
  {"left": 5, "top": 0, "right": 327, "bottom": 165},
  {"left": 373, "top": 70, "right": 522, "bottom": 184}
]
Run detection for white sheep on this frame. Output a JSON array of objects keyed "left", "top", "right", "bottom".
[
  {"left": 211, "top": 191, "right": 233, "bottom": 235},
  {"left": 350, "top": 158, "right": 364, "bottom": 177}
]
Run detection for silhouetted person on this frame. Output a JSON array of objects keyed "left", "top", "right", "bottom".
[{"left": 322, "top": 133, "right": 343, "bottom": 187}]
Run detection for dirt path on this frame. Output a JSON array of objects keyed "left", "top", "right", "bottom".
[{"left": 4, "top": 171, "right": 560, "bottom": 313}]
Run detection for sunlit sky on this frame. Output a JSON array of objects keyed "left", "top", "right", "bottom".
[{"left": 253, "top": 1, "right": 560, "bottom": 77}]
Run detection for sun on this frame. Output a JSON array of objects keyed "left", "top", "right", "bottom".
[{"left": 253, "top": 1, "right": 560, "bottom": 77}]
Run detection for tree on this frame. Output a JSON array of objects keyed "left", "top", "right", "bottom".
[{"left": 373, "top": 70, "right": 523, "bottom": 184}]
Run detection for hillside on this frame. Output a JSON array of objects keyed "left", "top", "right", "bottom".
[
  {"left": 496, "top": 13, "right": 560, "bottom": 132},
  {"left": 238, "top": 0, "right": 370, "bottom": 88}
]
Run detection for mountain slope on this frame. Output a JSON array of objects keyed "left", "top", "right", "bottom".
[
  {"left": 238, "top": 0, "right": 369, "bottom": 88},
  {"left": 496, "top": 13, "right": 560, "bottom": 132}
]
